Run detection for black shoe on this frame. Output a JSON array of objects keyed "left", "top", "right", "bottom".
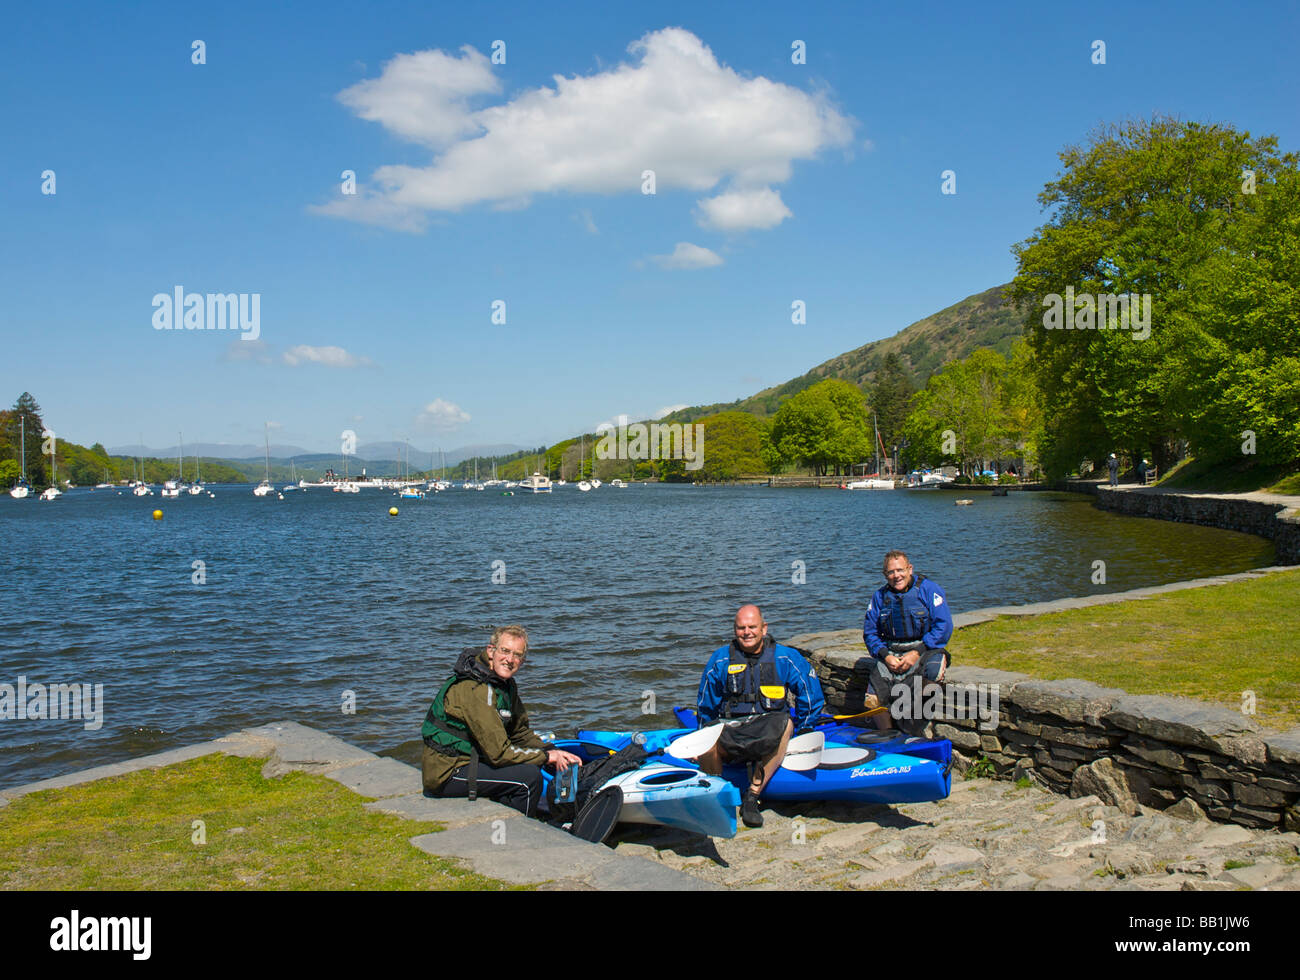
[{"left": 741, "top": 791, "right": 764, "bottom": 828}]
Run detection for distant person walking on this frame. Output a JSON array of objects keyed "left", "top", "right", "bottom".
[{"left": 1107, "top": 453, "right": 1119, "bottom": 487}]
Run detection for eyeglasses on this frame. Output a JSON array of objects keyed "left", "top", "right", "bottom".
[{"left": 492, "top": 646, "right": 526, "bottom": 664}]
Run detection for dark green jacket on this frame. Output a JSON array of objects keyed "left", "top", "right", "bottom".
[{"left": 420, "top": 648, "right": 549, "bottom": 792}]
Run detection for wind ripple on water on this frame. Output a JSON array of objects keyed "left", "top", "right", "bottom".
[{"left": 0, "top": 484, "right": 1273, "bottom": 787}]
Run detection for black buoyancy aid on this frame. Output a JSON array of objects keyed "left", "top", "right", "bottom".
[
  {"left": 721, "top": 637, "right": 788, "bottom": 717},
  {"left": 422, "top": 648, "right": 513, "bottom": 755},
  {"left": 878, "top": 573, "right": 932, "bottom": 644}
]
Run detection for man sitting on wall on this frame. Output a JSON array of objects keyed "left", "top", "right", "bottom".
[{"left": 863, "top": 550, "right": 953, "bottom": 735}]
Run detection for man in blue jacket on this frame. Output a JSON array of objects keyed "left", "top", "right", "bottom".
[
  {"left": 696, "top": 604, "right": 825, "bottom": 827},
  {"left": 863, "top": 550, "right": 953, "bottom": 735}
]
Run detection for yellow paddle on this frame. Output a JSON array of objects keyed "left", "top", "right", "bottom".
[{"left": 820, "top": 706, "right": 890, "bottom": 723}]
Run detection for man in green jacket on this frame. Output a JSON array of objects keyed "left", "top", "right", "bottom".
[{"left": 421, "top": 625, "right": 581, "bottom": 817}]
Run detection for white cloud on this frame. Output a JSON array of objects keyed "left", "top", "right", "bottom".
[
  {"left": 417, "top": 398, "right": 471, "bottom": 431},
  {"left": 652, "top": 404, "right": 690, "bottom": 419},
  {"left": 282, "top": 345, "right": 372, "bottom": 368},
  {"left": 696, "top": 186, "right": 792, "bottom": 232},
  {"left": 575, "top": 208, "right": 599, "bottom": 234},
  {"left": 337, "top": 46, "right": 501, "bottom": 147},
  {"left": 313, "top": 28, "right": 854, "bottom": 230},
  {"left": 651, "top": 242, "right": 723, "bottom": 270}
]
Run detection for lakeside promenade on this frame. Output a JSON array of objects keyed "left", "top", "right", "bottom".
[{"left": 3, "top": 482, "right": 1297, "bottom": 890}]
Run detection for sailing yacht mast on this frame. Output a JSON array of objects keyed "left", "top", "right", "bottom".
[{"left": 8, "top": 416, "right": 29, "bottom": 497}]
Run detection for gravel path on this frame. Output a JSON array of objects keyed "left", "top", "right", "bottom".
[{"left": 605, "top": 774, "right": 1300, "bottom": 890}]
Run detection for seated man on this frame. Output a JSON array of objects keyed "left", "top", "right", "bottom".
[
  {"left": 421, "top": 625, "right": 581, "bottom": 817},
  {"left": 696, "top": 604, "right": 825, "bottom": 828},
  {"left": 863, "top": 550, "right": 953, "bottom": 735}
]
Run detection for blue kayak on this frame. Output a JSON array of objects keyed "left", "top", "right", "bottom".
[
  {"left": 574, "top": 727, "right": 951, "bottom": 807},
  {"left": 672, "top": 706, "right": 953, "bottom": 768},
  {"left": 540, "top": 739, "right": 739, "bottom": 839}
]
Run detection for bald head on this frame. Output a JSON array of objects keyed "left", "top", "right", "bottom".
[{"left": 733, "top": 605, "right": 767, "bottom": 654}]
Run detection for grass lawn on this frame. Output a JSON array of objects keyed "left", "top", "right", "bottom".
[
  {"left": 957, "top": 569, "right": 1300, "bottom": 731},
  {"left": 0, "top": 754, "right": 522, "bottom": 890},
  {"left": 1154, "top": 455, "right": 1300, "bottom": 495}
]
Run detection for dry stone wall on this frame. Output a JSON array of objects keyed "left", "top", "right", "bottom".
[{"left": 790, "top": 630, "right": 1300, "bottom": 834}]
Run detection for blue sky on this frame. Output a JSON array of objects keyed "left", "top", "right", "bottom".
[{"left": 2, "top": 0, "right": 1296, "bottom": 455}]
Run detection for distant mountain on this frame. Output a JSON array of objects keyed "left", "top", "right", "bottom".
[
  {"left": 356, "top": 442, "right": 530, "bottom": 467},
  {"left": 106, "top": 441, "right": 530, "bottom": 467},
  {"left": 108, "top": 442, "right": 315, "bottom": 460},
  {"left": 660, "top": 283, "right": 1024, "bottom": 424}
]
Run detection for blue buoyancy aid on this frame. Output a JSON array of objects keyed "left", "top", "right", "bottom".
[
  {"left": 721, "top": 638, "right": 788, "bottom": 717},
  {"left": 877, "top": 573, "right": 933, "bottom": 644}
]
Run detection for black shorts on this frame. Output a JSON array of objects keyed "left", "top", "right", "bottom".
[{"left": 718, "top": 712, "right": 789, "bottom": 763}]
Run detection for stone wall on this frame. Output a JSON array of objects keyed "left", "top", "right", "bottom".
[
  {"left": 1064, "top": 482, "right": 1300, "bottom": 564},
  {"left": 789, "top": 630, "right": 1300, "bottom": 833}
]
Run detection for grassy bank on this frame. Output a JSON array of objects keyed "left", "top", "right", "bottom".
[
  {"left": 0, "top": 754, "right": 520, "bottom": 890},
  {"left": 1155, "top": 456, "right": 1300, "bottom": 495},
  {"left": 957, "top": 569, "right": 1300, "bottom": 731}
]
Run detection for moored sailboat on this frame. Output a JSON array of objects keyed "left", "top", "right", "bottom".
[
  {"left": 253, "top": 423, "right": 275, "bottom": 496},
  {"left": 9, "top": 417, "right": 31, "bottom": 499}
]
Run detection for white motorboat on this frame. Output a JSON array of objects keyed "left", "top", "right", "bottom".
[
  {"left": 523, "top": 471, "right": 552, "bottom": 493},
  {"left": 907, "top": 469, "right": 955, "bottom": 489},
  {"left": 610, "top": 478, "right": 628, "bottom": 488}
]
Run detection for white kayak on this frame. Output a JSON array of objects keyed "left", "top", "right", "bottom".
[{"left": 598, "top": 763, "right": 739, "bottom": 839}]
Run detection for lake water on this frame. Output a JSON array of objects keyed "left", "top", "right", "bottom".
[{"left": 0, "top": 484, "right": 1275, "bottom": 788}]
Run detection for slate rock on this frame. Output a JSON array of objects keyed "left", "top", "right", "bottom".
[
  {"left": 1102, "top": 696, "right": 1260, "bottom": 752},
  {"left": 1070, "top": 758, "right": 1139, "bottom": 816},
  {"left": 1164, "top": 797, "right": 1208, "bottom": 823},
  {"left": 1263, "top": 729, "right": 1300, "bottom": 766},
  {"left": 1013, "top": 679, "right": 1126, "bottom": 726}
]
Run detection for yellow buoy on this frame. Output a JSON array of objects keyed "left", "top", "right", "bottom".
[
  {"left": 389, "top": 506, "right": 399, "bottom": 516},
  {"left": 152, "top": 509, "right": 163, "bottom": 520}
]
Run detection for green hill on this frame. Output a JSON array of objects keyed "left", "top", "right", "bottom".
[{"left": 662, "top": 283, "right": 1024, "bottom": 424}]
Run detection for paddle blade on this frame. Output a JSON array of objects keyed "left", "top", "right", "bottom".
[
  {"left": 571, "top": 786, "right": 623, "bottom": 844},
  {"left": 830, "top": 706, "right": 890, "bottom": 722},
  {"left": 665, "top": 722, "right": 724, "bottom": 760},
  {"left": 781, "top": 731, "right": 825, "bottom": 771}
]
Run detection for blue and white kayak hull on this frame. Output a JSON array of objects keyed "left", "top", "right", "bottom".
[
  {"left": 544, "top": 740, "right": 739, "bottom": 839},
  {"left": 602, "top": 764, "right": 739, "bottom": 838}
]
